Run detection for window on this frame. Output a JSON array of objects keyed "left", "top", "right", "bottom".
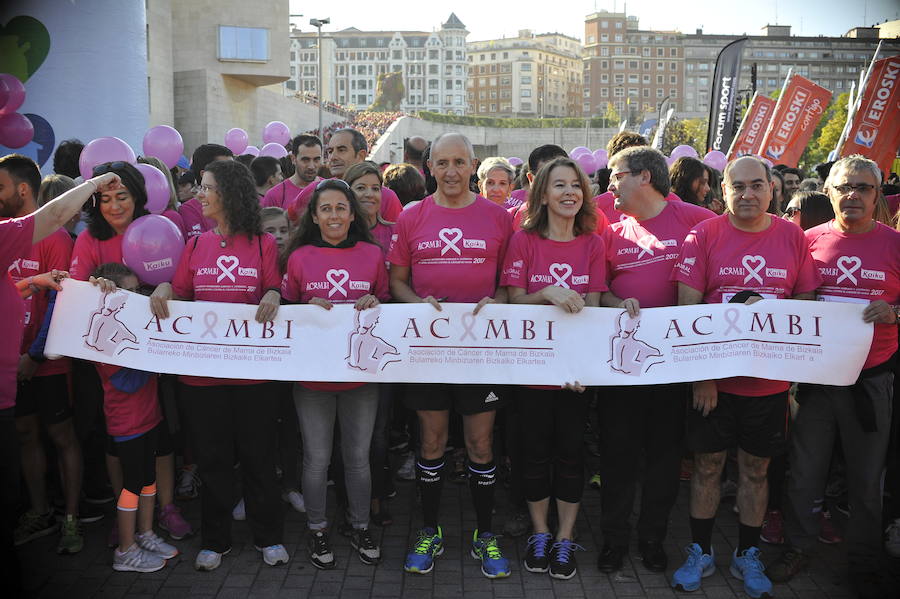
[
  {"left": 643, "top": 74, "right": 650, "bottom": 83},
  {"left": 601, "top": 47, "right": 609, "bottom": 56},
  {"left": 521, "top": 89, "right": 532, "bottom": 97},
  {"left": 657, "top": 48, "right": 664, "bottom": 57},
  {"left": 657, "top": 61, "right": 664, "bottom": 70},
  {"left": 521, "top": 76, "right": 532, "bottom": 84},
  {"left": 670, "top": 48, "right": 677, "bottom": 57},
  {"left": 657, "top": 88, "right": 664, "bottom": 98},
  {"left": 587, "top": 35, "right": 596, "bottom": 43},
  {"left": 642, "top": 48, "right": 650, "bottom": 57},
  {"left": 614, "top": 34, "right": 623, "bottom": 42},
  {"left": 614, "top": 74, "right": 624, "bottom": 84},
  {"left": 629, "top": 60, "right": 638, "bottom": 69},
  {"left": 670, "top": 75, "right": 677, "bottom": 84},
  {"left": 601, "top": 88, "right": 609, "bottom": 97},
  {"left": 521, "top": 63, "right": 532, "bottom": 71},
  {"left": 628, "top": 74, "right": 638, "bottom": 83},
  {"left": 600, "top": 73, "right": 609, "bottom": 83},
  {"left": 218, "top": 26, "right": 268, "bottom": 61},
  {"left": 657, "top": 75, "right": 663, "bottom": 83},
  {"left": 643, "top": 89, "right": 649, "bottom": 97},
  {"left": 614, "top": 60, "right": 624, "bottom": 69},
  {"left": 615, "top": 22, "right": 622, "bottom": 29},
  {"left": 614, "top": 87, "right": 624, "bottom": 97}
]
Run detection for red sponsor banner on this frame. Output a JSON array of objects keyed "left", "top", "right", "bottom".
[
  {"left": 840, "top": 56, "right": 900, "bottom": 176},
  {"left": 727, "top": 94, "right": 777, "bottom": 160},
  {"left": 759, "top": 75, "right": 832, "bottom": 167}
]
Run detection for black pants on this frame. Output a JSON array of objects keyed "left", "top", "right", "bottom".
[
  {"left": 181, "top": 382, "right": 283, "bottom": 552},
  {"left": 0, "top": 408, "right": 22, "bottom": 595},
  {"left": 598, "top": 384, "right": 686, "bottom": 546},
  {"left": 518, "top": 387, "right": 588, "bottom": 503}
]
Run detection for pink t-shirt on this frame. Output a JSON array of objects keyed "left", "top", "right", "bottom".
[
  {"left": 805, "top": 221, "right": 900, "bottom": 370},
  {"left": 388, "top": 195, "right": 512, "bottom": 303},
  {"left": 161, "top": 209, "right": 186, "bottom": 241},
  {"left": 172, "top": 231, "right": 281, "bottom": 386},
  {"left": 287, "top": 178, "right": 402, "bottom": 224},
  {"left": 886, "top": 193, "right": 899, "bottom": 217},
  {"left": 501, "top": 231, "right": 608, "bottom": 296},
  {"left": 594, "top": 191, "right": 683, "bottom": 225},
  {"left": 505, "top": 189, "right": 528, "bottom": 209},
  {"left": 261, "top": 178, "right": 305, "bottom": 210},
  {"left": 178, "top": 197, "right": 216, "bottom": 240},
  {"left": 370, "top": 221, "right": 395, "bottom": 262},
  {"left": 672, "top": 214, "right": 822, "bottom": 397},
  {"left": 96, "top": 363, "right": 161, "bottom": 438},
  {"left": 70, "top": 230, "right": 123, "bottom": 281},
  {"left": 605, "top": 201, "right": 715, "bottom": 308},
  {"left": 0, "top": 216, "right": 35, "bottom": 410},
  {"left": 10, "top": 228, "right": 73, "bottom": 377}
]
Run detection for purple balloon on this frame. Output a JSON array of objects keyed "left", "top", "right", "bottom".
[
  {"left": 224, "top": 128, "right": 249, "bottom": 155},
  {"left": 507, "top": 157, "right": 523, "bottom": 167},
  {"left": 122, "top": 215, "right": 185, "bottom": 286},
  {"left": 592, "top": 149, "right": 609, "bottom": 169},
  {"left": 79, "top": 137, "right": 137, "bottom": 180},
  {"left": 244, "top": 145, "right": 260, "bottom": 157},
  {"left": 0, "top": 74, "right": 25, "bottom": 116},
  {"left": 135, "top": 163, "right": 170, "bottom": 215},
  {"left": 575, "top": 152, "right": 598, "bottom": 174},
  {"left": 0, "top": 78, "right": 9, "bottom": 113},
  {"left": 263, "top": 121, "right": 291, "bottom": 146},
  {"left": 670, "top": 144, "right": 699, "bottom": 160},
  {"left": 142, "top": 125, "right": 184, "bottom": 169},
  {"left": 703, "top": 150, "right": 728, "bottom": 172},
  {"left": 570, "top": 146, "right": 591, "bottom": 158},
  {"left": 259, "top": 142, "right": 288, "bottom": 159},
  {"left": 0, "top": 112, "right": 34, "bottom": 148},
  {"left": 665, "top": 155, "right": 676, "bottom": 168}
]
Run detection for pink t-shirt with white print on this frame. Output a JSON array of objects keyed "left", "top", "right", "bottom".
[
  {"left": 605, "top": 200, "right": 715, "bottom": 308},
  {"left": 672, "top": 214, "right": 822, "bottom": 397},
  {"left": 70, "top": 230, "right": 123, "bottom": 281},
  {"left": 388, "top": 195, "right": 512, "bottom": 303},
  {"left": 805, "top": 220, "right": 900, "bottom": 370},
  {"left": 281, "top": 242, "right": 389, "bottom": 305},
  {"left": 178, "top": 197, "right": 216, "bottom": 240},
  {"left": 0, "top": 216, "right": 35, "bottom": 410},
  {"left": 594, "top": 190, "right": 684, "bottom": 225},
  {"left": 501, "top": 230, "right": 608, "bottom": 296}
]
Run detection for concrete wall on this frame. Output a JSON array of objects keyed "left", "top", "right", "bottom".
[
  {"left": 371, "top": 116, "right": 618, "bottom": 164},
  {"left": 147, "top": 0, "right": 174, "bottom": 126}
]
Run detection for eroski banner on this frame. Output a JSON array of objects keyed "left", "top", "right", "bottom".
[
  {"left": 840, "top": 56, "right": 900, "bottom": 177},
  {"left": 45, "top": 280, "right": 873, "bottom": 387},
  {"left": 759, "top": 74, "right": 832, "bottom": 167},
  {"left": 727, "top": 93, "right": 777, "bottom": 160}
]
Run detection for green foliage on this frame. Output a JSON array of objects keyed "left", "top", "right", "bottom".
[
  {"left": 661, "top": 118, "right": 707, "bottom": 155},
  {"left": 602, "top": 102, "right": 621, "bottom": 126},
  {"left": 799, "top": 92, "right": 849, "bottom": 171},
  {"left": 417, "top": 111, "right": 615, "bottom": 129},
  {"left": 369, "top": 72, "right": 405, "bottom": 112}
]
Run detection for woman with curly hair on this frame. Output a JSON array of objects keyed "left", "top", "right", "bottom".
[{"left": 149, "top": 160, "right": 287, "bottom": 571}]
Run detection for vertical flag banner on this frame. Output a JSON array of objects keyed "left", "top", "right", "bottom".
[
  {"left": 653, "top": 106, "right": 675, "bottom": 151},
  {"left": 727, "top": 93, "right": 777, "bottom": 160},
  {"left": 707, "top": 37, "right": 748, "bottom": 153},
  {"left": 759, "top": 74, "right": 832, "bottom": 167},
  {"left": 839, "top": 56, "right": 900, "bottom": 176}
]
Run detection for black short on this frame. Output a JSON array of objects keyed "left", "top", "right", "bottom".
[
  {"left": 403, "top": 384, "right": 507, "bottom": 415},
  {"left": 15, "top": 374, "right": 72, "bottom": 424},
  {"left": 687, "top": 390, "right": 788, "bottom": 457},
  {"left": 116, "top": 424, "right": 160, "bottom": 495},
  {"left": 106, "top": 416, "right": 173, "bottom": 457}
]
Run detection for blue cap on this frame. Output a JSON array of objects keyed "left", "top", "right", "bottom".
[{"left": 177, "top": 155, "right": 190, "bottom": 169}]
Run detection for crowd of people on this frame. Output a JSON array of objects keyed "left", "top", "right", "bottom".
[
  {"left": 305, "top": 110, "right": 408, "bottom": 153},
  {"left": 1, "top": 124, "right": 899, "bottom": 599}
]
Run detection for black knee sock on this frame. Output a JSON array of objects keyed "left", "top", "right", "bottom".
[
  {"left": 737, "top": 523, "right": 761, "bottom": 553},
  {"left": 690, "top": 517, "right": 715, "bottom": 554},
  {"left": 416, "top": 455, "right": 444, "bottom": 530},
  {"left": 468, "top": 460, "right": 496, "bottom": 534}
]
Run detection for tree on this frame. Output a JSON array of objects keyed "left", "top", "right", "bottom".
[
  {"left": 369, "top": 71, "right": 405, "bottom": 112},
  {"left": 602, "top": 102, "right": 621, "bottom": 126},
  {"left": 662, "top": 117, "right": 707, "bottom": 155}
]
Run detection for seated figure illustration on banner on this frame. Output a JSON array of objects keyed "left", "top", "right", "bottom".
[
  {"left": 83, "top": 292, "right": 139, "bottom": 355},
  {"left": 608, "top": 310, "right": 664, "bottom": 376},
  {"left": 346, "top": 307, "right": 400, "bottom": 372}
]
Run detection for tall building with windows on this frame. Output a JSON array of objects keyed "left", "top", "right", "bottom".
[
  {"left": 288, "top": 13, "right": 469, "bottom": 114},
  {"left": 466, "top": 30, "right": 583, "bottom": 118}
]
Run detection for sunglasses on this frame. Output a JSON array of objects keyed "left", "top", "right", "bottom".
[
  {"left": 316, "top": 178, "right": 350, "bottom": 191},
  {"left": 92, "top": 161, "right": 130, "bottom": 176},
  {"left": 783, "top": 206, "right": 801, "bottom": 218}
]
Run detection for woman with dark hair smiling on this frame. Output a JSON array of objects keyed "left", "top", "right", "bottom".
[
  {"left": 149, "top": 160, "right": 286, "bottom": 572},
  {"left": 281, "top": 179, "right": 388, "bottom": 571}
]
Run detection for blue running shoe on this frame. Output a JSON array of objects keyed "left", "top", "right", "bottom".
[
  {"left": 671, "top": 543, "right": 715, "bottom": 592},
  {"left": 730, "top": 547, "right": 773, "bottom": 599},
  {"left": 404, "top": 527, "right": 443, "bottom": 574},
  {"left": 523, "top": 532, "right": 553, "bottom": 573},
  {"left": 471, "top": 530, "right": 511, "bottom": 578}
]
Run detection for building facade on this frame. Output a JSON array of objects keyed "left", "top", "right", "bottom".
[
  {"left": 466, "top": 30, "right": 583, "bottom": 118},
  {"left": 288, "top": 13, "right": 469, "bottom": 115}
]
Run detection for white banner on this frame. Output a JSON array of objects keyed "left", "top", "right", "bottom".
[{"left": 46, "top": 280, "right": 873, "bottom": 387}]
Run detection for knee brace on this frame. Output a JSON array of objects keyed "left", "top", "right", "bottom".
[
  {"left": 117, "top": 489, "right": 139, "bottom": 512},
  {"left": 140, "top": 482, "right": 157, "bottom": 497}
]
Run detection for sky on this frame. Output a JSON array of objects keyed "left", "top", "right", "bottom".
[{"left": 290, "top": 0, "right": 899, "bottom": 42}]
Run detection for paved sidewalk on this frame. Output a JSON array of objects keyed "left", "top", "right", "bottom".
[{"left": 18, "top": 456, "right": 899, "bottom": 599}]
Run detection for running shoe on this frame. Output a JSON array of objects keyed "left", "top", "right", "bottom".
[
  {"left": 671, "top": 543, "right": 715, "bottom": 592},
  {"left": 232, "top": 498, "right": 246, "bottom": 521},
  {"left": 256, "top": 544, "right": 290, "bottom": 566},
  {"left": 158, "top": 504, "right": 193, "bottom": 540},
  {"left": 57, "top": 515, "right": 84, "bottom": 554},
  {"left": 308, "top": 529, "right": 335, "bottom": 570},
  {"left": 395, "top": 452, "right": 416, "bottom": 481},
  {"left": 350, "top": 527, "right": 381, "bottom": 565},
  {"left": 817, "top": 509, "right": 842, "bottom": 544},
  {"left": 760, "top": 509, "right": 784, "bottom": 545},
  {"left": 195, "top": 547, "right": 231, "bottom": 571},
  {"left": 471, "top": 530, "right": 511, "bottom": 578},
  {"left": 282, "top": 489, "right": 306, "bottom": 513},
  {"left": 136, "top": 530, "right": 178, "bottom": 559},
  {"left": 589, "top": 473, "right": 602, "bottom": 490},
  {"left": 14, "top": 510, "right": 57, "bottom": 546},
  {"left": 404, "top": 526, "right": 444, "bottom": 574},
  {"left": 730, "top": 547, "right": 773, "bottom": 599},
  {"left": 549, "top": 538, "right": 584, "bottom": 580},
  {"left": 114, "top": 543, "right": 165, "bottom": 573},
  {"left": 766, "top": 547, "right": 808, "bottom": 583},
  {"left": 523, "top": 532, "right": 552, "bottom": 573}
]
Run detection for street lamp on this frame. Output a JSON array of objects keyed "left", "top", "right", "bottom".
[{"left": 310, "top": 17, "right": 330, "bottom": 139}]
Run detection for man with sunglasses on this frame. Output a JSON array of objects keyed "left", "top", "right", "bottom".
[
  {"left": 671, "top": 156, "right": 820, "bottom": 599},
  {"left": 768, "top": 156, "right": 899, "bottom": 599}
]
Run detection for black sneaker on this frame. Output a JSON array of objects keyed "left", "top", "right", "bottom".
[
  {"left": 307, "top": 529, "right": 335, "bottom": 570},
  {"left": 523, "top": 532, "right": 552, "bottom": 573},
  {"left": 550, "top": 539, "right": 584, "bottom": 580},
  {"left": 597, "top": 544, "right": 627, "bottom": 573},
  {"left": 765, "top": 547, "right": 808, "bottom": 583},
  {"left": 350, "top": 527, "right": 381, "bottom": 565},
  {"left": 638, "top": 539, "right": 668, "bottom": 572}
]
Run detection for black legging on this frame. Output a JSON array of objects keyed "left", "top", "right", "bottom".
[{"left": 116, "top": 424, "right": 159, "bottom": 495}]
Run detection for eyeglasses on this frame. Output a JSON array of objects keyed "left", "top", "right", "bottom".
[
  {"left": 783, "top": 206, "right": 801, "bottom": 218},
  {"left": 92, "top": 161, "right": 130, "bottom": 176},
  {"left": 726, "top": 182, "right": 767, "bottom": 195},
  {"left": 197, "top": 184, "right": 219, "bottom": 193},
  {"left": 316, "top": 178, "right": 351, "bottom": 191},
  {"left": 610, "top": 170, "right": 640, "bottom": 182},
  {"left": 831, "top": 183, "right": 876, "bottom": 195}
]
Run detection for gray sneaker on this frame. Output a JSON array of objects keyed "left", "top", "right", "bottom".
[
  {"left": 113, "top": 543, "right": 166, "bottom": 572},
  {"left": 136, "top": 530, "right": 178, "bottom": 559},
  {"left": 195, "top": 547, "right": 231, "bottom": 571},
  {"left": 256, "top": 544, "right": 290, "bottom": 566},
  {"left": 396, "top": 452, "right": 415, "bottom": 481}
]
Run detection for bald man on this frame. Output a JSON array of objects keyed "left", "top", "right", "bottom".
[{"left": 403, "top": 136, "right": 429, "bottom": 173}]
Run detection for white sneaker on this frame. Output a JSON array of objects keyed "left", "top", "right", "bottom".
[
  {"left": 136, "top": 530, "right": 179, "bottom": 559},
  {"left": 886, "top": 518, "right": 900, "bottom": 558},
  {"left": 396, "top": 452, "right": 415, "bottom": 481},
  {"left": 232, "top": 498, "right": 246, "bottom": 521},
  {"left": 283, "top": 490, "right": 306, "bottom": 513},
  {"left": 113, "top": 543, "right": 166, "bottom": 572},
  {"left": 195, "top": 547, "right": 231, "bottom": 571},
  {"left": 256, "top": 543, "right": 290, "bottom": 566}
]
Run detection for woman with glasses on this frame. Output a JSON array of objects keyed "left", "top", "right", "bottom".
[
  {"left": 149, "top": 160, "right": 287, "bottom": 572},
  {"left": 281, "top": 179, "right": 389, "bottom": 571}
]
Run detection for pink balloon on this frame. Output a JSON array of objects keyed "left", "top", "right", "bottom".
[
  {"left": 0, "top": 74, "right": 25, "bottom": 116},
  {"left": 703, "top": 150, "right": 728, "bottom": 172},
  {"left": 0, "top": 78, "right": 9, "bottom": 113},
  {"left": 259, "top": 142, "right": 288, "bottom": 158},
  {"left": 262, "top": 121, "right": 291, "bottom": 146},
  {"left": 122, "top": 215, "right": 185, "bottom": 286},
  {"left": 670, "top": 144, "right": 699, "bottom": 160},
  {"left": 135, "top": 163, "right": 170, "bottom": 214},
  {"left": 507, "top": 157, "right": 523, "bottom": 167},
  {"left": 244, "top": 145, "right": 260, "bottom": 157},
  {"left": 592, "top": 149, "right": 609, "bottom": 169},
  {"left": 79, "top": 137, "right": 137, "bottom": 180},
  {"left": 575, "top": 152, "right": 598, "bottom": 174},
  {"left": 570, "top": 146, "right": 591, "bottom": 158},
  {"left": 142, "top": 125, "right": 184, "bottom": 169},
  {"left": 224, "top": 128, "right": 248, "bottom": 155},
  {"left": 0, "top": 112, "right": 34, "bottom": 148},
  {"left": 665, "top": 156, "right": 676, "bottom": 167}
]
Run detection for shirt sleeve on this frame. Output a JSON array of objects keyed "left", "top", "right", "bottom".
[
  {"left": 171, "top": 237, "right": 198, "bottom": 299},
  {"left": 280, "top": 252, "right": 302, "bottom": 303},
  {"left": 499, "top": 232, "right": 528, "bottom": 289},
  {"left": 0, "top": 216, "right": 34, "bottom": 270},
  {"left": 260, "top": 234, "right": 282, "bottom": 292},
  {"left": 791, "top": 229, "right": 823, "bottom": 296},
  {"left": 381, "top": 188, "right": 402, "bottom": 222},
  {"left": 387, "top": 212, "right": 412, "bottom": 268},
  {"left": 671, "top": 225, "right": 708, "bottom": 295},
  {"left": 69, "top": 231, "right": 97, "bottom": 281},
  {"left": 587, "top": 234, "right": 609, "bottom": 293}
]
